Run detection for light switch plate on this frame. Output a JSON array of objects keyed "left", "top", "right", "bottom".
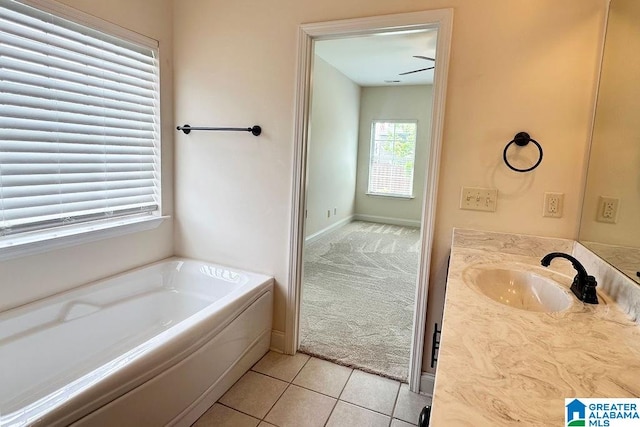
[{"left": 460, "top": 187, "right": 497, "bottom": 212}]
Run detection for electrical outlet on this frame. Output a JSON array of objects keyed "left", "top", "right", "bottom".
[
  {"left": 327, "top": 209, "right": 331, "bottom": 218},
  {"left": 596, "top": 196, "right": 619, "bottom": 223},
  {"left": 334, "top": 207, "right": 337, "bottom": 215},
  {"left": 543, "top": 192, "right": 563, "bottom": 218},
  {"left": 460, "top": 187, "right": 498, "bottom": 212}
]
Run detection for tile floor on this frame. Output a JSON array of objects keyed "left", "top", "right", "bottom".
[{"left": 192, "top": 351, "right": 432, "bottom": 427}]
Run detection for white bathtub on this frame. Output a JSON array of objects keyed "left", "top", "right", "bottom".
[{"left": 0, "top": 258, "right": 274, "bottom": 427}]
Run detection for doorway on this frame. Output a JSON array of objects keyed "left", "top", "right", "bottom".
[{"left": 287, "top": 9, "right": 453, "bottom": 392}]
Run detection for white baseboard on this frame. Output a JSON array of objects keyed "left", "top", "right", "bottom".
[
  {"left": 353, "top": 214, "right": 421, "bottom": 228},
  {"left": 420, "top": 372, "right": 435, "bottom": 397},
  {"left": 304, "top": 215, "right": 353, "bottom": 244},
  {"left": 270, "top": 330, "right": 285, "bottom": 353}
]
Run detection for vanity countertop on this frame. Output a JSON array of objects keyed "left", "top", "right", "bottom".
[{"left": 430, "top": 229, "right": 640, "bottom": 426}]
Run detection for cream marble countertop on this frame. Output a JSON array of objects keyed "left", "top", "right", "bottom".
[{"left": 430, "top": 229, "right": 640, "bottom": 426}]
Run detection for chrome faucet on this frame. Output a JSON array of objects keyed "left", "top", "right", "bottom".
[{"left": 540, "top": 252, "right": 598, "bottom": 304}]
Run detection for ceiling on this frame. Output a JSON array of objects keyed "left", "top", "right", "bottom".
[{"left": 314, "top": 29, "right": 438, "bottom": 87}]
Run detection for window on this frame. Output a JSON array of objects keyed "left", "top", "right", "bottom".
[
  {"left": 0, "top": 0, "right": 160, "bottom": 247},
  {"left": 367, "top": 121, "right": 417, "bottom": 198}
]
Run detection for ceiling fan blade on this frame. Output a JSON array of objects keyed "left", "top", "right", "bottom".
[
  {"left": 398, "top": 66, "right": 435, "bottom": 76},
  {"left": 413, "top": 55, "right": 435, "bottom": 61}
]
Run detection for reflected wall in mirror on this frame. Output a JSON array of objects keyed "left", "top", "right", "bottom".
[{"left": 579, "top": 0, "right": 640, "bottom": 284}]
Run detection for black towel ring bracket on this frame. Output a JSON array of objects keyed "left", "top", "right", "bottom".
[{"left": 503, "top": 131, "right": 543, "bottom": 173}]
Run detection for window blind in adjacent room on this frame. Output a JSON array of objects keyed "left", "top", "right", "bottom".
[
  {"left": 367, "top": 121, "right": 417, "bottom": 198},
  {"left": 0, "top": 0, "right": 160, "bottom": 237}
]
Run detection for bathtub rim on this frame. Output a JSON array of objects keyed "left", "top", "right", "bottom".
[{"left": 0, "top": 256, "right": 273, "bottom": 317}]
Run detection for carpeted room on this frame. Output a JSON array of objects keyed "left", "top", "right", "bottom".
[
  {"left": 300, "top": 34, "right": 434, "bottom": 382},
  {"left": 300, "top": 220, "right": 421, "bottom": 381}
]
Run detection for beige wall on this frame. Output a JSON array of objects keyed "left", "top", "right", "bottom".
[
  {"left": 580, "top": 0, "right": 640, "bottom": 247},
  {"left": 305, "top": 57, "right": 360, "bottom": 238},
  {"left": 0, "top": 0, "right": 174, "bottom": 312},
  {"left": 355, "top": 85, "right": 432, "bottom": 224},
  {"left": 172, "top": 0, "right": 606, "bottom": 372}
]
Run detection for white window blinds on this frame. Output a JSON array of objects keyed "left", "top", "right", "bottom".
[
  {"left": 368, "top": 121, "right": 417, "bottom": 197},
  {"left": 0, "top": 0, "right": 160, "bottom": 237}
]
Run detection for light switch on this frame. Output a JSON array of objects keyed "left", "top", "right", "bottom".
[{"left": 460, "top": 187, "right": 497, "bottom": 212}]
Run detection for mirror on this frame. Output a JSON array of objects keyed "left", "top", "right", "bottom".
[{"left": 579, "top": 0, "right": 640, "bottom": 284}]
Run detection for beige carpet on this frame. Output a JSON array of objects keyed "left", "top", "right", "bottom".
[{"left": 299, "top": 220, "right": 420, "bottom": 381}]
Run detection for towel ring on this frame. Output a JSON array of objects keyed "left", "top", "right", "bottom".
[{"left": 503, "top": 132, "right": 543, "bottom": 173}]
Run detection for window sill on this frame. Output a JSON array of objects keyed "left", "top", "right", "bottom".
[
  {"left": 0, "top": 215, "right": 169, "bottom": 262},
  {"left": 366, "top": 193, "right": 415, "bottom": 200}
]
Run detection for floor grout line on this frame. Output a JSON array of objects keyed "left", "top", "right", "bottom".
[
  {"left": 248, "top": 368, "right": 291, "bottom": 384},
  {"left": 336, "top": 368, "right": 354, "bottom": 400},
  {"left": 335, "top": 399, "right": 396, "bottom": 419},
  {"left": 216, "top": 402, "right": 262, "bottom": 422},
  {"left": 261, "top": 381, "right": 292, "bottom": 425},
  {"left": 256, "top": 353, "right": 312, "bottom": 426},
  {"left": 390, "top": 382, "right": 402, "bottom": 423},
  {"left": 322, "top": 395, "right": 340, "bottom": 427},
  {"left": 322, "top": 368, "right": 355, "bottom": 426}
]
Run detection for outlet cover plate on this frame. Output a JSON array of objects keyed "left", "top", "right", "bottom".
[
  {"left": 596, "top": 196, "right": 619, "bottom": 223},
  {"left": 543, "top": 192, "right": 564, "bottom": 218},
  {"left": 460, "top": 187, "right": 498, "bottom": 212}
]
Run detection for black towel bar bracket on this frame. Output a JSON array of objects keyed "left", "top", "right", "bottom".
[
  {"left": 176, "top": 124, "right": 262, "bottom": 136},
  {"left": 503, "top": 131, "right": 543, "bottom": 172}
]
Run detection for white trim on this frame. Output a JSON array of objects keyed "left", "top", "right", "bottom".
[
  {"left": 285, "top": 24, "right": 313, "bottom": 356},
  {"left": 269, "top": 330, "right": 286, "bottom": 353},
  {"left": 0, "top": 216, "right": 168, "bottom": 262},
  {"left": 287, "top": 9, "right": 454, "bottom": 393},
  {"left": 304, "top": 215, "right": 353, "bottom": 244},
  {"left": 408, "top": 8, "right": 453, "bottom": 394},
  {"left": 365, "top": 193, "right": 416, "bottom": 200},
  {"left": 420, "top": 372, "right": 436, "bottom": 397},
  {"left": 353, "top": 214, "right": 420, "bottom": 228},
  {"left": 17, "top": 0, "right": 159, "bottom": 48},
  {"left": 298, "top": 10, "right": 450, "bottom": 38}
]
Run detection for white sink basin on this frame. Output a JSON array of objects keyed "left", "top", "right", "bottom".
[{"left": 465, "top": 268, "right": 572, "bottom": 312}]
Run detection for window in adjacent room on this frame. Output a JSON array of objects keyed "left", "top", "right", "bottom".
[
  {"left": 367, "top": 120, "right": 417, "bottom": 198},
  {"left": 0, "top": 0, "right": 161, "bottom": 249}
]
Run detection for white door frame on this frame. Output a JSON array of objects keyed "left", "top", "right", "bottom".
[{"left": 286, "top": 9, "right": 453, "bottom": 393}]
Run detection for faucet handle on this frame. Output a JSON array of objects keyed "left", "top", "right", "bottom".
[{"left": 582, "top": 275, "right": 598, "bottom": 304}]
